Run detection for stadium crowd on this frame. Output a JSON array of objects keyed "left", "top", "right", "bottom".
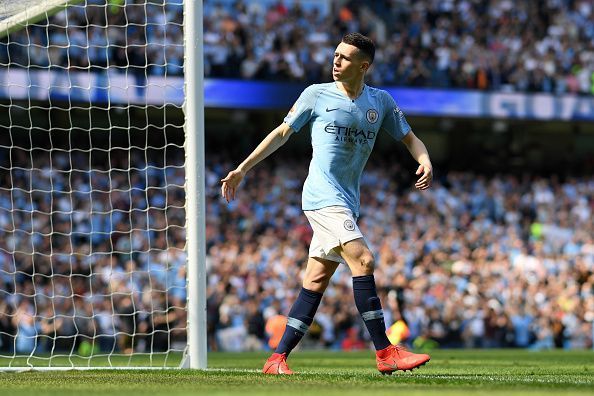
[
  {"left": 2, "top": 0, "right": 594, "bottom": 94},
  {"left": 1, "top": 0, "right": 185, "bottom": 77},
  {"left": 0, "top": 148, "right": 187, "bottom": 355},
  {"left": 0, "top": 146, "right": 593, "bottom": 355},
  {"left": 203, "top": 0, "right": 594, "bottom": 94},
  {"left": 204, "top": 157, "right": 593, "bottom": 352}
]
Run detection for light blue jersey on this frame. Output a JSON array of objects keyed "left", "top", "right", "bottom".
[{"left": 284, "top": 82, "right": 411, "bottom": 217}]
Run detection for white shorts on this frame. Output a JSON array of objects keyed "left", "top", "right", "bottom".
[{"left": 303, "top": 206, "right": 364, "bottom": 264}]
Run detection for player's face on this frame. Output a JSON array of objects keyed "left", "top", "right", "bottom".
[{"left": 332, "top": 42, "right": 369, "bottom": 82}]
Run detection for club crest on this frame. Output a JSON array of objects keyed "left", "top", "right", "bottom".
[
  {"left": 366, "top": 109, "right": 378, "bottom": 124},
  {"left": 344, "top": 219, "right": 355, "bottom": 231}
]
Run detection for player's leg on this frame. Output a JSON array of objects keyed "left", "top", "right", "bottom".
[
  {"left": 301, "top": 256, "right": 340, "bottom": 293},
  {"left": 336, "top": 238, "right": 391, "bottom": 349},
  {"left": 276, "top": 256, "right": 338, "bottom": 354},
  {"left": 263, "top": 256, "right": 338, "bottom": 375},
  {"left": 337, "top": 238, "right": 430, "bottom": 374}
]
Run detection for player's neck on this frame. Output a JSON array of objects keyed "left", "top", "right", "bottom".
[{"left": 335, "top": 79, "right": 365, "bottom": 100}]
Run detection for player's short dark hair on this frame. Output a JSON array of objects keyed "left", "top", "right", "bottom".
[{"left": 342, "top": 32, "right": 375, "bottom": 64}]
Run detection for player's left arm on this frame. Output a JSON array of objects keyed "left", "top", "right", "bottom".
[
  {"left": 379, "top": 92, "right": 432, "bottom": 190},
  {"left": 401, "top": 131, "right": 433, "bottom": 190}
]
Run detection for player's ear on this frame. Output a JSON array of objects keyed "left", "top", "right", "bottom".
[{"left": 361, "top": 61, "right": 370, "bottom": 72}]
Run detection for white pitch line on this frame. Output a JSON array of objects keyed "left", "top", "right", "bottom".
[
  {"left": 412, "top": 374, "right": 593, "bottom": 385},
  {"left": 205, "top": 368, "right": 262, "bottom": 374}
]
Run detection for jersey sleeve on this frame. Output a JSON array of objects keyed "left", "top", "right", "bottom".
[
  {"left": 379, "top": 92, "right": 411, "bottom": 141},
  {"left": 283, "top": 85, "right": 318, "bottom": 132}
]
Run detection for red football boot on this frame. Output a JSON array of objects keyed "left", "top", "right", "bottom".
[
  {"left": 262, "top": 352, "right": 294, "bottom": 375},
  {"left": 376, "top": 344, "right": 430, "bottom": 375}
]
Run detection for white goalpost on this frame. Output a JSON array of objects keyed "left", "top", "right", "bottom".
[
  {"left": 0, "top": 0, "right": 206, "bottom": 370},
  {"left": 183, "top": 0, "right": 206, "bottom": 371}
]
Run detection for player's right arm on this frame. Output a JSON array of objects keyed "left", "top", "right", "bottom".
[
  {"left": 221, "top": 84, "right": 319, "bottom": 202},
  {"left": 220, "top": 122, "right": 294, "bottom": 202}
]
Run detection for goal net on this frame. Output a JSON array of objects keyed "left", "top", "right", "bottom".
[{"left": 0, "top": 0, "right": 190, "bottom": 369}]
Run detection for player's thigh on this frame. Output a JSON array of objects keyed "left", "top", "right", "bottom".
[
  {"left": 302, "top": 257, "right": 339, "bottom": 292},
  {"left": 336, "top": 237, "right": 375, "bottom": 276}
]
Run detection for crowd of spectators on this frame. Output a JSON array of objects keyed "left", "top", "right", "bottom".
[
  {"left": 0, "top": 0, "right": 185, "bottom": 77},
  {"left": 0, "top": 141, "right": 593, "bottom": 356},
  {"left": 0, "top": 146, "right": 187, "bottom": 356},
  {"left": 203, "top": 0, "right": 594, "bottom": 94},
  {"left": 205, "top": 156, "right": 593, "bottom": 352},
  {"left": 2, "top": 0, "right": 594, "bottom": 95}
]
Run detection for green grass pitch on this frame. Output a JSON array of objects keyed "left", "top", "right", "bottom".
[{"left": 0, "top": 350, "right": 593, "bottom": 395}]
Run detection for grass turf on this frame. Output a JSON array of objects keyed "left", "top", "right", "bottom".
[{"left": 0, "top": 349, "right": 593, "bottom": 396}]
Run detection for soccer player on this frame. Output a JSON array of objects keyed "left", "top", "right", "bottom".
[{"left": 221, "top": 33, "right": 432, "bottom": 375}]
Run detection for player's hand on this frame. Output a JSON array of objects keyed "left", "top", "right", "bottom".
[
  {"left": 414, "top": 163, "right": 432, "bottom": 190},
  {"left": 221, "top": 168, "right": 245, "bottom": 202}
]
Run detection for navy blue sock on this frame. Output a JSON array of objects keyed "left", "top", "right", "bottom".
[
  {"left": 352, "top": 275, "right": 391, "bottom": 350},
  {"left": 275, "top": 287, "right": 323, "bottom": 355}
]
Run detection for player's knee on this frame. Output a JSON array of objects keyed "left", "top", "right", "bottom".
[
  {"left": 303, "top": 272, "right": 331, "bottom": 293},
  {"left": 354, "top": 252, "right": 375, "bottom": 275}
]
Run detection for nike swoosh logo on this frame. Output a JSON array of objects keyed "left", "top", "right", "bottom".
[{"left": 326, "top": 108, "right": 339, "bottom": 112}]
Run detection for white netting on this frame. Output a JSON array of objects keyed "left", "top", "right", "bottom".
[{"left": 0, "top": 0, "right": 187, "bottom": 368}]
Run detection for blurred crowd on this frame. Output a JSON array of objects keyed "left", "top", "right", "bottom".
[
  {"left": 205, "top": 157, "right": 593, "bottom": 352},
  {"left": 0, "top": 148, "right": 187, "bottom": 355},
  {"left": 0, "top": 144, "right": 593, "bottom": 356},
  {"left": 2, "top": 0, "right": 594, "bottom": 95},
  {"left": 0, "top": 0, "right": 184, "bottom": 77},
  {"left": 204, "top": 0, "right": 594, "bottom": 94}
]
